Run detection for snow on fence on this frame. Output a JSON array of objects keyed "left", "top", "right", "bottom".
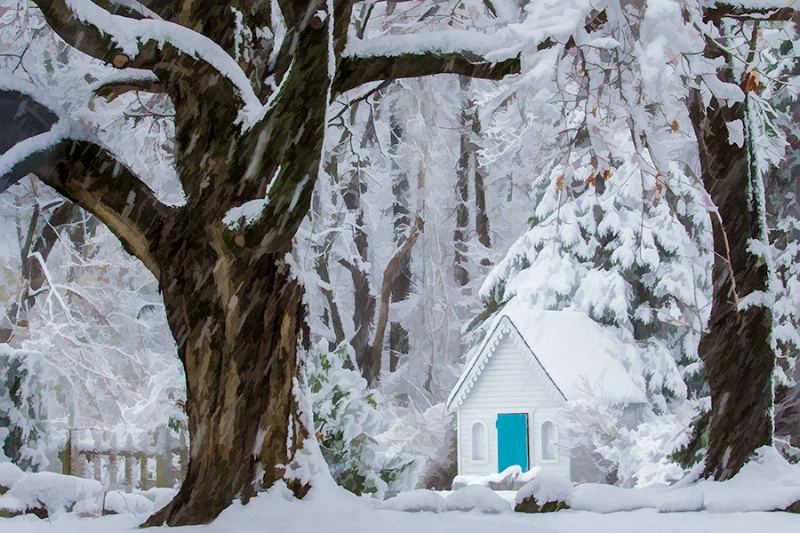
[{"left": 57, "top": 427, "right": 187, "bottom": 491}]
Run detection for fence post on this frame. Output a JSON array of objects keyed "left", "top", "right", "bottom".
[
  {"left": 108, "top": 452, "right": 118, "bottom": 490},
  {"left": 123, "top": 453, "right": 133, "bottom": 491},
  {"left": 138, "top": 453, "right": 150, "bottom": 490},
  {"left": 91, "top": 452, "right": 102, "bottom": 482},
  {"left": 156, "top": 427, "right": 171, "bottom": 487}
]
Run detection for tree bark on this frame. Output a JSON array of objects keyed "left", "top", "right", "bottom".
[
  {"left": 688, "top": 43, "right": 774, "bottom": 480},
  {"left": 146, "top": 233, "right": 308, "bottom": 525}
]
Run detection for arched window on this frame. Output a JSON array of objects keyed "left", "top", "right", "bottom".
[
  {"left": 541, "top": 421, "right": 557, "bottom": 461},
  {"left": 471, "top": 422, "right": 487, "bottom": 461}
]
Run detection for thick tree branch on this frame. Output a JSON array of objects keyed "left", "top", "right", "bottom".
[
  {"left": 0, "top": 88, "right": 59, "bottom": 154},
  {"left": 0, "top": 89, "right": 173, "bottom": 279},
  {"left": 3, "top": 138, "right": 172, "bottom": 279},
  {"left": 94, "top": 0, "right": 162, "bottom": 20},
  {"left": 333, "top": 52, "right": 521, "bottom": 96},
  {"left": 32, "top": 0, "right": 257, "bottom": 109}
]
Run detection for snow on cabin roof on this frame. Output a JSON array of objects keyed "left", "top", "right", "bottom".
[{"left": 446, "top": 310, "right": 647, "bottom": 412}]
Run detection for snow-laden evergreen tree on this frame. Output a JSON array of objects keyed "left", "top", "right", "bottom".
[{"left": 474, "top": 0, "right": 714, "bottom": 485}]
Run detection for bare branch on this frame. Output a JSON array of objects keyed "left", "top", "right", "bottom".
[
  {"left": 94, "top": 79, "right": 167, "bottom": 102},
  {"left": 333, "top": 51, "right": 521, "bottom": 96},
  {"left": 93, "top": 75, "right": 167, "bottom": 101}
]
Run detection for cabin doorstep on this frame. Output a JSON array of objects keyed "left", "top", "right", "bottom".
[{"left": 446, "top": 309, "right": 647, "bottom": 487}]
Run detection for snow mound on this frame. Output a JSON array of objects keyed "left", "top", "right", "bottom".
[
  {"left": 103, "top": 491, "right": 154, "bottom": 515},
  {"left": 381, "top": 489, "right": 444, "bottom": 513},
  {"left": 7, "top": 472, "right": 103, "bottom": 516},
  {"left": 0, "top": 493, "right": 27, "bottom": 514},
  {"left": 453, "top": 465, "right": 541, "bottom": 490},
  {"left": 136, "top": 487, "right": 179, "bottom": 513},
  {"left": 443, "top": 485, "right": 512, "bottom": 514},
  {"left": 702, "top": 447, "right": 800, "bottom": 512},
  {"left": 569, "top": 447, "right": 800, "bottom": 513},
  {"left": 569, "top": 483, "right": 665, "bottom": 513},
  {"left": 515, "top": 474, "right": 573, "bottom": 506},
  {"left": 0, "top": 462, "right": 25, "bottom": 490}
]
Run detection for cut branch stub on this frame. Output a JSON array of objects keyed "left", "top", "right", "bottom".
[{"left": 112, "top": 54, "right": 130, "bottom": 68}]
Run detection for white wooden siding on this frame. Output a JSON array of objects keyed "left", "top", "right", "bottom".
[{"left": 457, "top": 333, "right": 570, "bottom": 480}]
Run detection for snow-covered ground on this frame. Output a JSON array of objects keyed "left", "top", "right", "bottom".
[
  {"left": 2, "top": 486, "right": 799, "bottom": 533},
  {"left": 2, "top": 447, "right": 800, "bottom": 532}
]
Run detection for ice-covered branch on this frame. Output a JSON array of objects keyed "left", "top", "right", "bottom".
[
  {"left": 33, "top": 0, "right": 259, "bottom": 110},
  {"left": 0, "top": 87, "right": 174, "bottom": 279}
]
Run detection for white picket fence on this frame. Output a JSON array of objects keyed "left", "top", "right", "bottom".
[{"left": 58, "top": 428, "right": 188, "bottom": 491}]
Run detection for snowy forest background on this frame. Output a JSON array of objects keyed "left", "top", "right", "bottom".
[{"left": 2, "top": 0, "right": 800, "bottom": 500}]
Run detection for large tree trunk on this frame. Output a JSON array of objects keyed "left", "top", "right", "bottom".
[
  {"left": 689, "top": 82, "right": 773, "bottom": 480},
  {"left": 142, "top": 14, "right": 330, "bottom": 524},
  {"left": 146, "top": 228, "right": 308, "bottom": 525}
]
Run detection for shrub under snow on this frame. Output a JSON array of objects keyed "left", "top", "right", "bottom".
[
  {"left": 514, "top": 474, "right": 573, "bottom": 513},
  {"left": 381, "top": 489, "right": 445, "bottom": 513},
  {"left": 443, "top": 484, "right": 511, "bottom": 514}
]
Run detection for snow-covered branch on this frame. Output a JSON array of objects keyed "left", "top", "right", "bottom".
[
  {"left": 0, "top": 86, "right": 174, "bottom": 279},
  {"left": 33, "top": 0, "right": 259, "bottom": 111},
  {"left": 334, "top": 34, "right": 520, "bottom": 96},
  {"left": 703, "top": 1, "right": 800, "bottom": 22}
]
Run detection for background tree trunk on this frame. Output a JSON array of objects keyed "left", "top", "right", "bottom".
[
  {"left": 689, "top": 84, "right": 774, "bottom": 481},
  {"left": 388, "top": 110, "right": 412, "bottom": 373}
]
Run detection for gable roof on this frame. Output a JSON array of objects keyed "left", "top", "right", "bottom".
[{"left": 446, "top": 309, "right": 647, "bottom": 412}]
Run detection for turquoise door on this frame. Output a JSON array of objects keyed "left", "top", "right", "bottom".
[{"left": 496, "top": 413, "right": 529, "bottom": 472}]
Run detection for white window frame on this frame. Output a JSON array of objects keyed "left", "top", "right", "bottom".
[
  {"left": 540, "top": 420, "right": 559, "bottom": 463},
  {"left": 470, "top": 420, "right": 489, "bottom": 463}
]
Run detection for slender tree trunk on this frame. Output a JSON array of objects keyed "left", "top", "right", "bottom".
[
  {"left": 454, "top": 76, "right": 474, "bottom": 286},
  {"left": 388, "top": 110, "right": 412, "bottom": 373},
  {"left": 689, "top": 66, "right": 773, "bottom": 479},
  {"left": 340, "top": 149, "right": 378, "bottom": 382}
]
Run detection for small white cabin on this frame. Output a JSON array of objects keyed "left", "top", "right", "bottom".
[{"left": 446, "top": 309, "right": 646, "bottom": 483}]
